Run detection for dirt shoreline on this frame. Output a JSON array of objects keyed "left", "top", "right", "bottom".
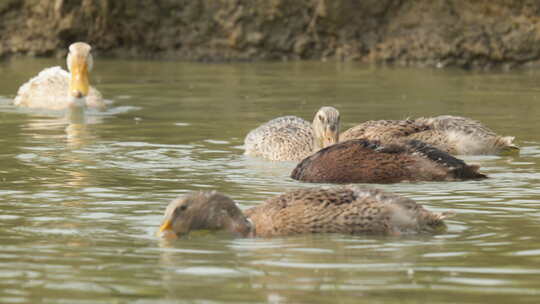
[{"left": 2, "top": 0, "right": 540, "bottom": 69}]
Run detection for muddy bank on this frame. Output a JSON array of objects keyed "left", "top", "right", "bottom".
[{"left": 2, "top": 0, "right": 540, "bottom": 68}]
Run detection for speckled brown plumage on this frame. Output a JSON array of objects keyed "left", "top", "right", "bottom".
[
  {"left": 290, "top": 139, "right": 487, "bottom": 183},
  {"left": 158, "top": 186, "right": 450, "bottom": 238},
  {"left": 244, "top": 107, "right": 340, "bottom": 161},
  {"left": 340, "top": 116, "right": 517, "bottom": 155}
]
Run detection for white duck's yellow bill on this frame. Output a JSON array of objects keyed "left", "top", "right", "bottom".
[{"left": 69, "top": 56, "right": 90, "bottom": 97}]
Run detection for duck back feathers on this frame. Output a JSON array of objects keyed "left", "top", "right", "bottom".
[
  {"left": 341, "top": 119, "right": 430, "bottom": 142},
  {"left": 14, "top": 67, "right": 105, "bottom": 111},
  {"left": 244, "top": 116, "right": 314, "bottom": 161},
  {"left": 244, "top": 186, "right": 449, "bottom": 237},
  {"left": 291, "top": 139, "right": 487, "bottom": 183},
  {"left": 414, "top": 115, "right": 517, "bottom": 154},
  {"left": 244, "top": 107, "right": 340, "bottom": 161},
  {"left": 341, "top": 115, "right": 517, "bottom": 155}
]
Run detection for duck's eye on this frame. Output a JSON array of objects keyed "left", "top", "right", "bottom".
[{"left": 175, "top": 205, "right": 188, "bottom": 215}]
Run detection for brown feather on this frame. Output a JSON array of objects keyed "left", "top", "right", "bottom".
[
  {"left": 291, "top": 139, "right": 487, "bottom": 184},
  {"left": 160, "top": 186, "right": 450, "bottom": 238},
  {"left": 340, "top": 116, "right": 517, "bottom": 155}
]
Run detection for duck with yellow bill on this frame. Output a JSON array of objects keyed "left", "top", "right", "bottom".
[
  {"left": 14, "top": 42, "right": 108, "bottom": 112},
  {"left": 158, "top": 186, "right": 452, "bottom": 239}
]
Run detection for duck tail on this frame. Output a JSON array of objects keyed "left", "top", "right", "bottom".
[
  {"left": 439, "top": 210, "right": 456, "bottom": 220},
  {"left": 427, "top": 210, "right": 454, "bottom": 225},
  {"left": 405, "top": 140, "right": 487, "bottom": 180},
  {"left": 424, "top": 210, "right": 455, "bottom": 232},
  {"left": 451, "top": 164, "right": 488, "bottom": 180},
  {"left": 498, "top": 136, "right": 520, "bottom": 154}
]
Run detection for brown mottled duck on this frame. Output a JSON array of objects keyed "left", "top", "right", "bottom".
[
  {"left": 14, "top": 42, "right": 107, "bottom": 112},
  {"left": 340, "top": 115, "right": 517, "bottom": 155},
  {"left": 158, "top": 186, "right": 451, "bottom": 238},
  {"left": 244, "top": 106, "right": 340, "bottom": 161},
  {"left": 291, "top": 139, "right": 487, "bottom": 184}
]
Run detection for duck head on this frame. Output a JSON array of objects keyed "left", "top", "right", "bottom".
[
  {"left": 158, "top": 191, "right": 253, "bottom": 239},
  {"left": 66, "top": 42, "right": 93, "bottom": 108},
  {"left": 312, "top": 106, "right": 340, "bottom": 150}
]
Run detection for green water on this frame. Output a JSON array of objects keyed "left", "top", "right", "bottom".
[{"left": 1, "top": 58, "right": 540, "bottom": 303}]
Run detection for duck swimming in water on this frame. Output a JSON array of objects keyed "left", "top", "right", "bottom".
[
  {"left": 244, "top": 106, "right": 340, "bottom": 161},
  {"left": 340, "top": 115, "right": 517, "bottom": 155},
  {"left": 291, "top": 139, "right": 487, "bottom": 184},
  {"left": 14, "top": 42, "right": 107, "bottom": 112},
  {"left": 158, "top": 186, "right": 451, "bottom": 238}
]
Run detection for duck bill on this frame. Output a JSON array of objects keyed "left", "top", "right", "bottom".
[
  {"left": 322, "top": 131, "right": 338, "bottom": 147},
  {"left": 159, "top": 219, "right": 173, "bottom": 233},
  {"left": 69, "top": 56, "right": 90, "bottom": 98}
]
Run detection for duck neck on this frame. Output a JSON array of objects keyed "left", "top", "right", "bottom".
[
  {"left": 222, "top": 214, "right": 255, "bottom": 238},
  {"left": 312, "top": 128, "right": 324, "bottom": 152}
]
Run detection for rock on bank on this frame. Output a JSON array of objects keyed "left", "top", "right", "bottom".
[{"left": 2, "top": 0, "right": 540, "bottom": 68}]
